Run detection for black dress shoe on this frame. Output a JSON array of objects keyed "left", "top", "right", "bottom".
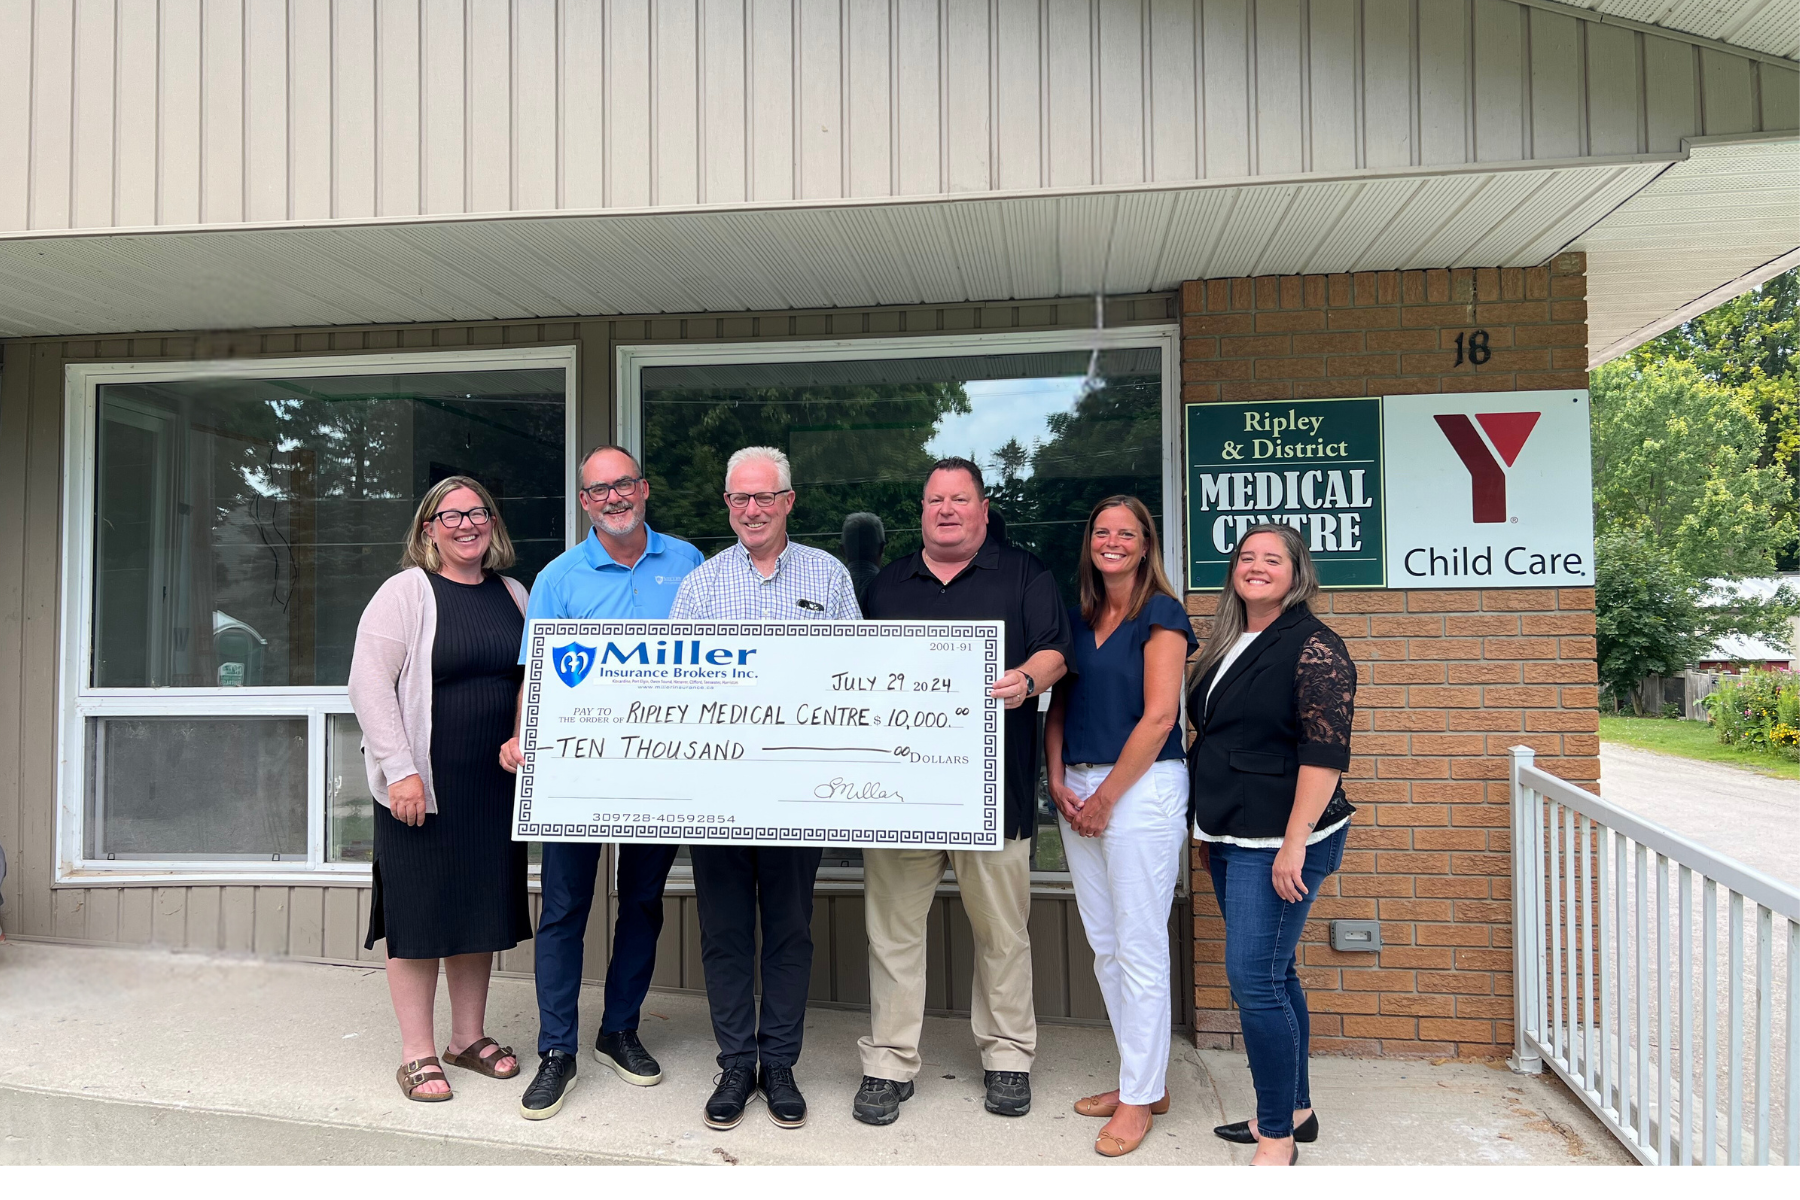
[
  {"left": 852, "top": 1076, "right": 915, "bottom": 1126},
  {"left": 705, "top": 1063, "right": 757, "bottom": 1130},
  {"left": 759, "top": 1063, "right": 808, "bottom": 1128},
  {"left": 1213, "top": 1111, "right": 1319, "bottom": 1144},
  {"left": 984, "top": 1070, "right": 1031, "bottom": 1117},
  {"left": 595, "top": 1029, "right": 663, "bottom": 1086},
  {"left": 519, "top": 1050, "right": 578, "bottom": 1121}
]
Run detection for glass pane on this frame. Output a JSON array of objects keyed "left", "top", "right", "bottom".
[
  {"left": 326, "top": 713, "right": 375, "bottom": 863},
  {"left": 92, "top": 367, "right": 566, "bottom": 688},
  {"left": 86, "top": 716, "right": 308, "bottom": 860},
  {"left": 641, "top": 347, "right": 1164, "bottom": 875}
]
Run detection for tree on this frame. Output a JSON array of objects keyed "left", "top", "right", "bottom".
[{"left": 1594, "top": 531, "right": 1708, "bottom": 711}]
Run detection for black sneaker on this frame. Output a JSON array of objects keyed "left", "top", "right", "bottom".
[
  {"left": 519, "top": 1050, "right": 578, "bottom": 1121},
  {"left": 984, "top": 1069, "right": 1031, "bottom": 1117},
  {"left": 759, "top": 1064, "right": 807, "bottom": 1129},
  {"left": 705, "top": 1063, "right": 756, "bottom": 1130},
  {"left": 595, "top": 1029, "right": 663, "bottom": 1086},
  {"left": 852, "top": 1075, "right": 915, "bottom": 1126}
]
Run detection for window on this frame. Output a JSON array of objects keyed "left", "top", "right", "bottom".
[
  {"left": 59, "top": 349, "right": 574, "bottom": 880},
  {"left": 623, "top": 330, "right": 1180, "bottom": 879}
]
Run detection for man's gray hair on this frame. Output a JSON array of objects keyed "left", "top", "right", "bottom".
[{"left": 725, "top": 445, "right": 793, "bottom": 492}]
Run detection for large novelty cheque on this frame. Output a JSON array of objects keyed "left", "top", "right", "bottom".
[{"left": 514, "top": 621, "right": 1004, "bottom": 849}]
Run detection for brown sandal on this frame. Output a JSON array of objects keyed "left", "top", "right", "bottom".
[
  {"left": 1075, "top": 1090, "right": 1170, "bottom": 1118},
  {"left": 397, "top": 1056, "right": 453, "bottom": 1102},
  {"left": 1096, "top": 1113, "right": 1154, "bottom": 1157},
  {"left": 442, "top": 1037, "right": 520, "bottom": 1079}
]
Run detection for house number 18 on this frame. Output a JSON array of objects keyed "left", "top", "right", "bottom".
[{"left": 1453, "top": 329, "right": 1491, "bottom": 367}]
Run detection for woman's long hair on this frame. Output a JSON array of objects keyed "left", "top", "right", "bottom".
[
  {"left": 1077, "top": 495, "right": 1180, "bottom": 627},
  {"left": 1190, "top": 523, "right": 1319, "bottom": 684},
  {"left": 400, "top": 475, "right": 517, "bottom": 574}
]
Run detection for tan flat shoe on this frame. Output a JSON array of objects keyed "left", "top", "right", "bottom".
[
  {"left": 1074, "top": 1090, "right": 1170, "bottom": 1118},
  {"left": 1095, "top": 1114, "right": 1153, "bottom": 1157}
]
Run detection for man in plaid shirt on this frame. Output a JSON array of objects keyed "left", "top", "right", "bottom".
[{"left": 669, "top": 445, "right": 859, "bottom": 1132}]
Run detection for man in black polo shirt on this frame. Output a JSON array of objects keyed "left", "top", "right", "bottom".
[{"left": 851, "top": 457, "right": 1073, "bottom": 1126}]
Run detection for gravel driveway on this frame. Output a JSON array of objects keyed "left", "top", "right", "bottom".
[{"left": 1599, "top": 744, "right": 1800, "bottom": 889}]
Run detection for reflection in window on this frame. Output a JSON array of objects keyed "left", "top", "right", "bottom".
[
  {"left": 641, "top": 348, "right": 1164, "bottom": 873},
  {"left": 92, "top": 369, "right": 566, "bottom": 689},
  {"left": 86, "top": 716, "right": 308, "bottom": 860}
]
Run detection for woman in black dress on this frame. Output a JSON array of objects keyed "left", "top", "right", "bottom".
[{"left": 348, "top": 475, "right": 533, "bottom": 1101}]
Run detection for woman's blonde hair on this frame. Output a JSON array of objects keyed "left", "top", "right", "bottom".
[
  {"left": 1190, "top": 523, "right": 1319, "bottom": 683},
  {"left": 1077, "top": 495, "right": 1179, "bottom": 626},
  {"left": 401, "top": 475, "right": 517, "bottom": 574}
]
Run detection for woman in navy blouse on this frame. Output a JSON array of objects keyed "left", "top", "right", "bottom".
[{"left": 1045, "top": 495, "right": 1196, "bottom": 1158}]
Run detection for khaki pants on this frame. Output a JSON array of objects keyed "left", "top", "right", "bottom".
[{"left": 858, "top": 836, "right": 1035, "bottom": 1080}]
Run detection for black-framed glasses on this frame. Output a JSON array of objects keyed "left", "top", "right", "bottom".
[
  {"left": 431, "top": 506, "right": 493, "bottom": 528},
  {"left": 580, "top": 476, "right": 644, "bottom": 502},
  {"left": 724, "top": 489, "right": 792, "bottom": 509}
]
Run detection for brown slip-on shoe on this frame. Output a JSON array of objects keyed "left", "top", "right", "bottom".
[
  {"left": 1074, "top": 1090, "right": 1170, "bottom": 1118},
  {"left": 1095, "top": 1114, "right": 1153, "bottom": 1158}
]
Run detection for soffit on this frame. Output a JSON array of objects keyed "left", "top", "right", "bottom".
[
  {"left": 0, "top": 163, "right": 1666, "bottom": 340},
  {"left": 1554, "top": 0, "right": 1800, "bottom": 60},
  {"left": 1577, "top": 138, "right": 1800, "bottom": 364}
]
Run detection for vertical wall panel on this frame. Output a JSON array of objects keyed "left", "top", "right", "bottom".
[
  {"left": 1529, "top": 9, "right": 1580, "bottom": 159},
  {"left": 1046, "top": 0, "right": 1094, "bottom": 187},
  {"left": 1255, "top": 0, "right": 1305, "bottom": 176},
  {"left": 700, "top": 0, "right": 749, "bottom": 203},
  {"left": 1700, "top": 47, "right": 1757, "bottom": 134},
  {"left": 468, "top": 0, "right": 514, "bottom": 211},
  {"left": 994, "top": 0, "right": 1044, "bottom": 190},
  {"left": 29, "top": 0, "right": 75, "bottom": 230},
  {"left": 334, "top": 0, "right": 378, "bottom": 220},
  {"left": 152, "top": 886, "right": 188, "bottom": 945},
  {"left": 0, "top": 345, "right": 28, "bottom": 912},
  {"left": 1307, "top": 0, "right": 1357, "bottom": 175},
  {"left": 1764, "top": 65, "right": 1800, "bottom": 132},
  {"left": 185, "top": 886, "right": 221, "bottom": 948},
  {"left": 86, "top": 889, "right": 121, "bottom": 942},
  {"left": 563, "top": 0, "right": 607, "bottom": 207},
  {"left": 1096, "top": 0, "right": 1143, "bottom": 184},
  {"left": 516, "top": 0, "right": 560, "bottom": 208},
  {"left": 610, "top": 0, "right": 654, "bottom": 207},
  {"left": 845, "top": 0, "right": 893, "bottom": 197},
  {"left": 1361, "top": 0, "right": 1411, "bottom": 169},
  {"left": 322, "top": 886, "right": 361, "bottom": 960},
  {"left": 1643, "top": 37, "right": 1696, "bottom": 152},
  {"left": 0, "top": 1, "right": 31, "bottom": 229},
  {"left": 1417, "top": 0, "right": 1467, "bottom": 165},
  {"left": 1203, "top": 0, "right": 1251, "bottom": 178},
  {"left": 201, "top": 0, "right": 245, "bottom": 224},
  {"left": 118, "top": 888, "right": 154, "bottom": 944},
  {"left": 288, "top": 886, "right": 324, "bottom": 956},
  {"left": 653, "top": 0, "right": 700, "bottom": 205},
  {"left": 1584, "top": 21, "right": 1639, "bottom": 157},
  {"left": 1148, "top": 0, "right": 1199, "bottom": 181},
  {"left": 52, "top": 887, "right": 86, "bottom": 939},
  {"left": 244, "top": 0, "right": 289, "bottom": 222},
  {"left": 796, "top": 0, "right": 842, "bottom": 198},
  {"left": 377, "top": 0, "right": 424, "bottom": 217},
  {"left": 72, "top": 0, "right": 118, "bottom": 229},
  {"left": 288, "top": 1, "right": 333, "bottom": 219},
  {"left": 944, "top": 0, "right": 992, "bottom": 192},
  {"left": 893, "top": 0, "right": 937, "bottom": 195},
  {"left": 160, "top": 0, "right": 204, "bottom": 223},
  {"left": 17, "top": 344, "right": 60, "bottom": 936},
  {"left": 1473, "top": 0, "right": 1524, "bottom": 163},
  {"left": 221, "top": 886, "right": 256, "bottom": 950},
  {"left": 421, "top": 0, "right": 468, "bottom": 214}
]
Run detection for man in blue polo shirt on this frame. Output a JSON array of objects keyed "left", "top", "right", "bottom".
[{"left": 500, "top": 443, "right": 703, "bottom": 1121}]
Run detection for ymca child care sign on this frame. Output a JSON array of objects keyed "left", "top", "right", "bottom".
[{"left": 1184, "top": 390, "right": 1593, "bottom": 590}]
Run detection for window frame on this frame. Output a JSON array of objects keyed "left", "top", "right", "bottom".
[
  {"left": 56, "top": 346, "right": 579, "bottom": 885},
  {"left": 616, "top": 325, "right": 1184, "bottom": 891}
]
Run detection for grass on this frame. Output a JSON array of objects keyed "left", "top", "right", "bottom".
[{"left": 1599, "top": 715, "right": 1800, "bottom": 780}]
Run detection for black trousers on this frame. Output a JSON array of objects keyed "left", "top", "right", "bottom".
[{"left": 689, "top": 844, "right": 824, "bottom": 1069}]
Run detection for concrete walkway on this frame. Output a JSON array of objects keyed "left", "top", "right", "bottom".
[
  {"left": 1599, "top": 744, "right": 1800, "bottom": 889},
  {"left": 0, "top": 940, "right": 1627, "bottom": 1166}
]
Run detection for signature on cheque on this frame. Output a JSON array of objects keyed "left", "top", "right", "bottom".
[{"left": 813, "top": 777, "right": 905, "bottom": 802}]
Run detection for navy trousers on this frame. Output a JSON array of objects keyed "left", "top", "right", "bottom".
[
  {"left": 534, "top": 841, "right": 679, "bottom": 1056},
  {"left": 690, "top": 844, "right": 824, "bottom": 1069}
]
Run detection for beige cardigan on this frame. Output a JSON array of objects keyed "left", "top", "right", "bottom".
[{"left": 347, "top": 567, "right": 529, "bottom": 814}]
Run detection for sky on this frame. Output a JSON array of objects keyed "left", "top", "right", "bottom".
[{"left": 924, "top": 375, "right": 1088, "bottom": 480}]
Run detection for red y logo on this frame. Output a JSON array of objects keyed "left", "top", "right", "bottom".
[{"left": 1433, "top": 412, "right": 1541, "bottom": 523}]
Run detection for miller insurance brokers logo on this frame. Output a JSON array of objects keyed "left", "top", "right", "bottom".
[{"left": 1432, "top": 411, "right": 1542, "bottom": 523}]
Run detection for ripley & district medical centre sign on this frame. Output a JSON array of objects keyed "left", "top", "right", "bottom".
[{"left": 1184, "top": 390, "right": 1593, "bottom": 591}]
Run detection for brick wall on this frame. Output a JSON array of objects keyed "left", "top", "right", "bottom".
[{"left": 1181, "top": 253, "right": 1598, "bottom": 1058}]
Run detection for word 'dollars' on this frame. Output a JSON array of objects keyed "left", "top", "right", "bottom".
[{"left": 1193, "top": 468, "right": 1375, "bottom": 553}]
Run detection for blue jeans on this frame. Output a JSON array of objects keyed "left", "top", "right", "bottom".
[
  {"left": 1207, "top": 825, "right": 1348, "bottom": 1139},
  {"left": 534, "top": 842, "right": 679, "bottom": 1055}
]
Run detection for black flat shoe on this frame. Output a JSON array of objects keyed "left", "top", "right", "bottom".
[
  {"left": 1214, "top": 1111, "right": 1319, "bottom": 1144},
  {"left": 705, "top": 1063, "right": 756, "bottom": 1130}
]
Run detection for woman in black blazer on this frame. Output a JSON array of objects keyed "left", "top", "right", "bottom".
[{"left": 1187, "top": 523, "right": 1356, "bottom": 1166}]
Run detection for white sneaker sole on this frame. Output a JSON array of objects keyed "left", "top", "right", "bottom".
[
  {"left": 518, "top": 1072, "right": 577, "bottom": 1121},
  {"left": 594, "top": 1046, "right": 663, "bottom": 1086}
]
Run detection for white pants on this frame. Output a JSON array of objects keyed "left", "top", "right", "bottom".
[{"left": 1059, "top": 759, "right": 1188, "bottom": 1105}]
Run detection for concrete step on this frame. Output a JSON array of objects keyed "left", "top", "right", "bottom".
[{"left": 0, "top": 940, "right": 1628, "bottom": 1165}]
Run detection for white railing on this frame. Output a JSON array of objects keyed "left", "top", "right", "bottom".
[{"left": 1510, "top": 746, "right": 1799, "bottom": 1165}]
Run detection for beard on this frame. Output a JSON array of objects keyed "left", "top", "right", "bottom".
[{"left": 593, "top": 503, "right": 644, "bottom": 538}]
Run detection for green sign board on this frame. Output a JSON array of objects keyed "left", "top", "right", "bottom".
[{"left": 1184, "top": 397, "right": 1385, "bottom": 590}]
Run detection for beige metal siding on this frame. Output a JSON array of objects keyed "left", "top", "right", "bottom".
[
  {"left": 0, "top": 292, "right": 1184, "bottom": 1024},
  {"left": 2, "top": 0, "right": 1790, "bottom": 238}
]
